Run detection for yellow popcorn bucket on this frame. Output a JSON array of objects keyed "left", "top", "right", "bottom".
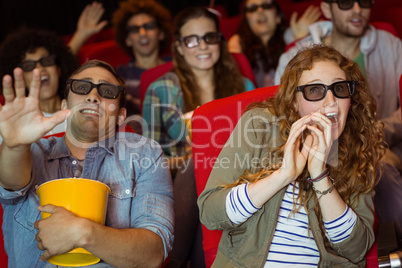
[{"left": 37, "top": 178, "right": 110, "bottom": 266}]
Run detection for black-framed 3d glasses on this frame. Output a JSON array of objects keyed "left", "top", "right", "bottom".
[
  {"left": 324, "top": 0, "right": 374, "bottom": 10},
  {"left": 66, "top": 79, "right": 124, "bottom": 99},
  {"left": 126, "top": 21, "right": 158, "bottom": 34},
  {"left": 296, "top": 81, "right": 357, "bottom": 101},
  {"left": 179, "top": 32, "right": 222, "bottom": 48},
  {"left": 19, "top": 55, "right": 56, "bottom": 72},
  {"left": 245, "top": 2, "right": 276, "bottom": 13}
]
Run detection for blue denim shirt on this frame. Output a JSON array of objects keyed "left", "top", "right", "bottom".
[{"left": 0, "top": 132, "right": 174, "bottom": 268}]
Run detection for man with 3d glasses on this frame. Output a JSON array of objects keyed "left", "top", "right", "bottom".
[{"left": 0, "top": 60, "right": 174, "bottom": 268}]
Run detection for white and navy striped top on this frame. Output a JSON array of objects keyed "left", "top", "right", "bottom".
[{"left": 226, "top": 182, "right": 357, "bottom": 267}]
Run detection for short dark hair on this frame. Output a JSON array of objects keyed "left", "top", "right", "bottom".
[{"left": 65, "top": 60, "right": 126, "bottom": 108}]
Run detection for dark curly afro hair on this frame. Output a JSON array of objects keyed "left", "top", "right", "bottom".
[
  {"left": 0, "top": 26, "right": 79, "bottom": 98},
  {"left": 112, "top": 0, "right": 172, "bottom": 58}
]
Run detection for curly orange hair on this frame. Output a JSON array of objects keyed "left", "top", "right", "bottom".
[{"left": 232, "top": 44, "right": 385, "bottom": 232}]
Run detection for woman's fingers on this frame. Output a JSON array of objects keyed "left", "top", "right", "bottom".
[
  {"left": 285, "top": 115, "right": 314, "bottom": 154},
  {"left": 13, "top": 68, "right": 27, "bottom": 98},
  {"left": 301, "top": 134, "right": 313, "bottom": 158},
  {"left": 28, "top": 69, "right": 41, "bottom": 99},
  {"left": 306, "top": 125, "right": 326, "bottom": 151},
  {"left": 310, "top": 112, "right": 332, "bottom": 125},
  {"left": 309, "top": 113, "right": 333, "bottom": 147},
  {"left": 2, "top": 68, "right": 42, "bottom": 101},
  {"left": 282, "top": 116, "right": 313, "bottom": 172},
  {"left": 2, "top": 75, "right": 15, "bottom": 103}
]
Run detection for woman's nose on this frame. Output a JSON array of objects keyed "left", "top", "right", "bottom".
[
  {"left": 198, "top": 38, "right": 208, "bottom": 49},
  {"left": 323, "top": 90, "right": 337, "bottom": 107}
]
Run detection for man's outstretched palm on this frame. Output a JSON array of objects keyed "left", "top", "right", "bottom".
[{"left": 0, "top": 68, "right": 69, "bottom": 147}]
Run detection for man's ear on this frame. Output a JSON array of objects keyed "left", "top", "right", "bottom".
[
  {"left": 321, "top": 1, "right": 332, "bottom": 20},
  {"left": 61, "top": 99, "right": 68, "bottom": 110},
  {"left": 117, "top": 107, "right": 127, "bottom": 125}
]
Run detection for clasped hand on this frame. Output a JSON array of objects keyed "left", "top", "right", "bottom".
[
  {"left": 0, "top": 68, "right": 70, "bottom": 147},
  {"left": 281, "top": 112, "right": 333, "bottom": 182},
  {"left": 34, "top": 205, "right": 83, "bottom": 261}
]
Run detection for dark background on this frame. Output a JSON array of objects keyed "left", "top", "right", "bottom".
[
  {"left": 0, "top": 0, "right": 243, "bottom": 43},
  {"left": 1, "top": 0, "right": 398, "bottom": 44}
]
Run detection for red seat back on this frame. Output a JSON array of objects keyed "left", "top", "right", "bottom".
[
  {"left": 0, "top": 206, "right": 6, "bottom": 266},
  {"left": 62, "top": 27, "right": 115, "bottom": 46},
  {"left": 400, "top": 74, "right": 402, "bottom": 120},
  {"left": 219, "top": 15, "right": 241, "bottom": 40},
  {"left": 191, "top": 85, "right": 278, "bottom": 267},
  {"left": 371, "top": 7, "right": 402, "bottom": 38},
  {"left": 371, "top": 21, "right": 399, "bottom": 37},
  {"left": 78, "top": 39, "right": 130, "bottom": 67}
]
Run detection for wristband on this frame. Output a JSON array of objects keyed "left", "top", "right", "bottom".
[
  {"left": 308, "top": 169, "right": 329, "bottom": 183},
  {"left": 312, "top": 176, "right": 335, "bottom": 196}
]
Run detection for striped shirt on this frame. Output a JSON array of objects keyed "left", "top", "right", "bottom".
[{"left": 226, "top": 183, "right": 357, "bottom": 267}]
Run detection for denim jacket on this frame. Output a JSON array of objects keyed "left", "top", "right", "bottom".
[{"left": 0, "top": 132, "right": 174, "bottom": 268}]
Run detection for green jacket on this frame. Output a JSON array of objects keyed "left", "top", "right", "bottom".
[{"left": 197, "top": 108, "right": 375, "bottom": 267}]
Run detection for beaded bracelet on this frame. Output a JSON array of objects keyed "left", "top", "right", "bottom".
[
  {"left": 308, "top": 169, "right": 329, "bottom": 183},
  {"left": 312, "top": 176, "right": 335, "bottom": 196}
]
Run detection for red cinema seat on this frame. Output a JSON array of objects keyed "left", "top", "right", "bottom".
[
  {"left": 400, "top": 74, "right": 402, "bottom": 120},
  {"left": 78, "top": 39, "right": 130, "bottom": 67},
  {"left": 0, "top": 206, "right": 7, "bottom": 266},
  {"left": 191, "top": 85, "right": 278, "bottom": 267},
  {"left": 371, "top": 7, "right": 402, "bottom": 38},
  {"left": 62, "top": 27, "right": 115, "bottom": 46},
  {"left": 219, "top": 15, "right": 242, "bottom": 40}
]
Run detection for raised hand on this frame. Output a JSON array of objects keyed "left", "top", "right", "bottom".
[
  {"left": 290, "top": 5, "right": 321, "bottom": 40},
  {"left": 280, "top": 112, "right": 334, "bottom": 183},
  {"left": 0, "top": 68, "right": 70, "bottom": 147},
  {"left": 280, "top": 115, "right": 311, "bottom": 183},
  {"left": 68, "top": 1, "right": 108, "bottom": 55},
  {"left": 304, "top": 113, "right": 333, "bottom": 178},
  {"left": 76, "top": 2, "right": 108, "bottom": 38}
]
